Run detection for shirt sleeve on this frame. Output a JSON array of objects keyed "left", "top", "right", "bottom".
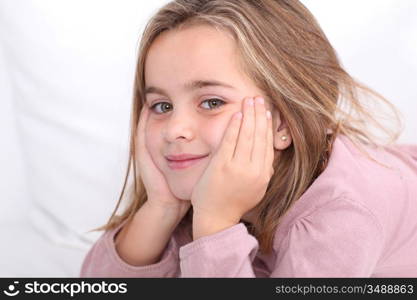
[
  {"left": 271, "top": 197, "right": 385, "bottom": 277},
  {"left": 79, "top": 219, "right": 185, "bottom": 278},
  {"left": 179, "top": 223, "right": 259, "bottom": 277}
]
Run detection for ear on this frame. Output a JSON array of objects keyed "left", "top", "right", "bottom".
[{"left": 271, "top": 108, "right": 292, "bottom": 150}]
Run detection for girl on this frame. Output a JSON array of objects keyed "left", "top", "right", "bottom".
[{"left": 80, "top": 0, "right": 417, "bottom": 277}]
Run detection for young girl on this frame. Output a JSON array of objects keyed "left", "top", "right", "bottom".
[{"left": 80, "top": 0, "right": 417, "bottom": 277}]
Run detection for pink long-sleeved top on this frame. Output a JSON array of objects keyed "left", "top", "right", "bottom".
[{"left": 80, "top": 134, "right": 417, "bottom": 277}]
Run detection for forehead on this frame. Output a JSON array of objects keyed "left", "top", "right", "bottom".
[{"left": 144, "top": 24, "right": 246, "bottom": 88}]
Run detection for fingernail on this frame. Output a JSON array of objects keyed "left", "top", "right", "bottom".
[
  {"left": 247, "top": 98, "right": 254, "bottom": 106},
  {"left": 235, "top": 112, "right": 243, "bottom": 119},
  {"left": 266, "top": 110, "right": 271, "bottom": 119}
]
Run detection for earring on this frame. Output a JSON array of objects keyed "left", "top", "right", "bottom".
[{"left": 281, "top": 135, "right": 288, "bottom": 141}]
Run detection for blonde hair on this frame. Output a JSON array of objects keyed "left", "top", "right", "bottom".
[{"left": 94, "top": 0, "right": 403, "bottom": 254}]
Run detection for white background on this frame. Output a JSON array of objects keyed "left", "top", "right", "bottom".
[{"left": 0, "top": 0, "right": 416, "bottom": 276}]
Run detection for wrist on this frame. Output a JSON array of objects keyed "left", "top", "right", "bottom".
[
  {"left": 192, "top": 211, "right": 240, "bottom": 240},
  {"left": 144, "top": 200, "right": 188, "bottom": 225}
]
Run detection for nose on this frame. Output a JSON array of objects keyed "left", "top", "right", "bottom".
[{"left": 162, "top": 107, "right": 196, "bottom": 142}]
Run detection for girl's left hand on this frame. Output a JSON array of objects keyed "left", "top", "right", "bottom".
[{"left": 190, "top": 96, "right": 276, "bottom": 238}]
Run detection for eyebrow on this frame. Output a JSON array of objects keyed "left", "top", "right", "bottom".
[{"left": 144, "top": 79, "right": 236, "bottom": 96}]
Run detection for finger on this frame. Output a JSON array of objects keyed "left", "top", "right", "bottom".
[
  {"left": 264, "top": 108, "right": 275, "bottom": 177},
  {"left": 233, "top": 97, "right": 255, "bottom": 163},
  {"left": 251, "top": 96, "right": 268, "bottom": 166},
  {"left": 215, "top": 111, "right": 243, "bottom": 162}
]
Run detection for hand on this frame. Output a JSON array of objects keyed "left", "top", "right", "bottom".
[
  {"left": 136, "top": 105, "right": 191, "bottom": 219},
  {"left": 190, "top": 96, "right": 275, "bottom": 236}
]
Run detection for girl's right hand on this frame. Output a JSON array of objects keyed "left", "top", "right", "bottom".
[{"left": 135, "top": 104, "right": 191, "bottom": 220}]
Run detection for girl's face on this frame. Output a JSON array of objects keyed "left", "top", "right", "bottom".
[{"left": 144, "top": 24, "right": 274, "bottom": 201}]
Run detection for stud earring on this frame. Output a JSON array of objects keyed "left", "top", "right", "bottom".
[{"left": 281, "top": 135, "right": 288, "bottom": 141}]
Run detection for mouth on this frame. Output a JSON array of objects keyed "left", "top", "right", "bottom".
[{"left": 166, "top": 154, "right": 209, "bottom": 170}]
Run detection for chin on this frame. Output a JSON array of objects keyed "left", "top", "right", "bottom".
[
  {"left": 172, "top": 189, "right": 192, "bottom": 201},
  {"left": 163, "top": 158, "right": 210, "bottom": 201},
  {"left": 168, "top": 183, "right": 193, "bottom": 201},
  {"left": 165, "top": 169, "right": 206, "bottom": 201}
]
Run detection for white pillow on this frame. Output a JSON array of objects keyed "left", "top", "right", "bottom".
[
  {"left": 0, "top": 0, "right": 169, "bottom": 250},
  {"left": 0, "top": 0, "right": 415, "bottom": 264},
  {"left": 0, "top": 43, "right": 29, "bottom": 223}
]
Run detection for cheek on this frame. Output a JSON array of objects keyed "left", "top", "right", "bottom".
[
  {"left": 203, "top": 117, "right": 231, "bottom": 152},
  {"left": 144, "top": 123, "right": 161, "bottom": 153}
]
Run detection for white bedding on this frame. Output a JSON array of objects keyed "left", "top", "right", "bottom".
[
  {"left": 0, "top": 0, "right": 416, "bottom": 277},
  {"left": 0, "top": 219, "right": 86, "bottom": 277}
]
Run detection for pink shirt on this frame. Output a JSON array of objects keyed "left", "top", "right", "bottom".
[{"left": 80, "top": 134, "right": 417, "bottom": 277}]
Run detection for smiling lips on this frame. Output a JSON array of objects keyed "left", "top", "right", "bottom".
[{"left": 166, "top": 153, "right": 209, "bottom": 170}]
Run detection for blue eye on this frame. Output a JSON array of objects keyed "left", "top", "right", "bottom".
[{"left": 150, "top": 98, "right": 226, "bottom": 114}]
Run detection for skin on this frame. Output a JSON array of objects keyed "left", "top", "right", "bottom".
[{"left": 144, "top": 24, "right": 292, "bottom": 233}]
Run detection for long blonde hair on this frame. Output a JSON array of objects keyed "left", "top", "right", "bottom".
[{"left": 94, "top": 0, "right": 403, "bottom": 254}]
